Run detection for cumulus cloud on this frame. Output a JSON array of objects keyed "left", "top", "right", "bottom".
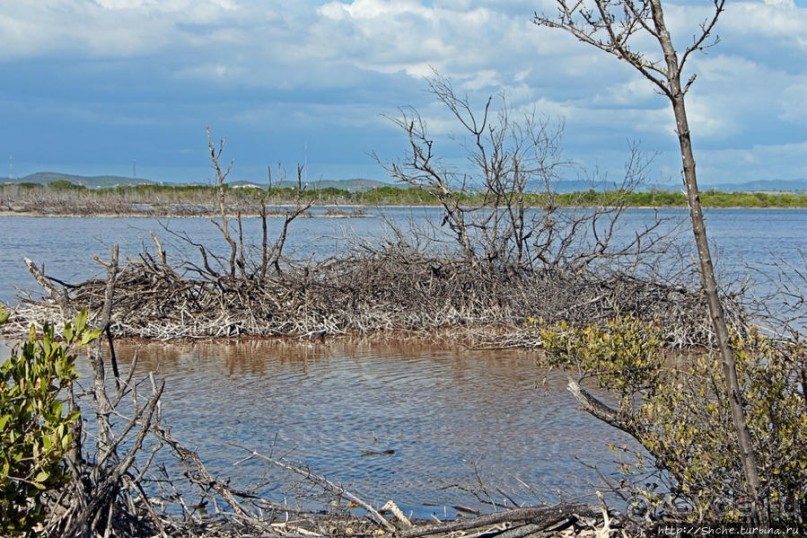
[
  {"left": 0, "top": 0, "right": 804, "bottom": 183},
  {"left": 0, "top": 0, "right": 250, "bottom": 60},
  {"left": 699, "top": 142, "right": 807, "bottom": 183}
]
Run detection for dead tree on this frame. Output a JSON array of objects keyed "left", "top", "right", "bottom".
[
  {"left": 534, "top": 0, "right": 763, "bottom": 522},
  {"left": 207, "top": 127, "right": 240, "bottom": 278},
  {"left": 263, "top": 164, "right": 312, "bottom": 277},
  {"left": 383, "top": 73, "right": 568, "bottom": 268},
  {"left": 379, "top": 73, "right": 669, "bottom": 276},
  {"left": 202, "top": 129, "right": 311, "bottom": 284}
]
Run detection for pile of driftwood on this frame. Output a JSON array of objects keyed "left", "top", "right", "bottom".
[
  {"left": 5, "top": 131, "right": 740, "bottom": 347},
  {"left": 6, "top": 236, "right": 733, "bottom": 349}
]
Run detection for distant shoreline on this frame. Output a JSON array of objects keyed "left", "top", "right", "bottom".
[
  {"left": 3, "top": 180, "right": 807, "bottom": 213},
  {"left": 1, "top": 203, "right": 806, "bottom": 219},
  {"left": 0, "top": 209, "right": 375, "bottom": 219},
  {"left": 3, "top": 171, "right": 807, "bottom": 193}
]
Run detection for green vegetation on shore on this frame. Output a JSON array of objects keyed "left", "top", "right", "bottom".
[
  {"left": 603, "top": 188, "right": 807, "bottom": 208},
  {"left": 2, "top": 181, "right": 807, "bottom": 213}
]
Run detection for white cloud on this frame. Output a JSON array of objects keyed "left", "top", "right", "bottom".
[
  {"left": 779, "top": 83, "right": 807, "bottom": 123},
  {"left": 728, "top": 0, "right": 807, "bottom": 46},
  {"left": 320, "top": 0, "right": 432, "bottom": 20},
  {"left": 683, "top": 53, "right": 807, "bottom": 143},
  {"left": 174, "top": 62, "right": 248, "bottom": 82},
  {"left": 0, "top": 0, "right": 804, "bottom": 183},
  {"left": 699, "top": 142, "right": 807, "bottom": 183},
  {"left": 597, "top": 77, "right": 661, "bottom": 108},
  {"left": 94, "top": 0, "right": 193, "bottom": 11},
  {"left": 0, "top": 2, "right": 171, "bottom": 58},
  {"left": 0, "top": 0, "right": 249, "bottom": 60}
]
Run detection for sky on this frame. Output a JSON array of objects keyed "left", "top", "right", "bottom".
[{"left": 0, "top": 0, "right": 805, "bottom": 188}]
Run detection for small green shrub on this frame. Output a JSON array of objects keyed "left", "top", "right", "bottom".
[
  {"left": 540, "top": 317, "right": 806, "bottom": 524},
  {"left": 0, "top": 308, "right": 100, "bottom": 534},
  {"left": 540, "top": 316, "right": 665, "bottom": 403}
]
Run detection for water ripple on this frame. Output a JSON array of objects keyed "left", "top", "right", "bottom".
[{"left": 81, "top": 339, "right": 644, "bottom": 517}]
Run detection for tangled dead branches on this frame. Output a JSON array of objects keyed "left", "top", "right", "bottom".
[{"left": 5, "top": 240, "right": 733, "bottom": 349}]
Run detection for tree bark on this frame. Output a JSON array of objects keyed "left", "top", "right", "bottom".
[{"left": 648, "top": 0, "right": 763, "bottom": 519}]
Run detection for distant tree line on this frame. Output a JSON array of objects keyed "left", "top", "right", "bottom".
[{"left": 1, "top": 181, "right": 806, "bottom": 213}]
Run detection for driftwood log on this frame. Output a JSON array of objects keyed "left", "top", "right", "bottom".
[{"left": 400, "top": 503, "right": 599, "bottom": 537}]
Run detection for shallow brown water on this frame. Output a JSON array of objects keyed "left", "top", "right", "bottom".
[{"left": 75, "top": 337, "right": 641, "bottom": 518}]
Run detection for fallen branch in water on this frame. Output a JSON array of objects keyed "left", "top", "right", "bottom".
[
  {"left": 399, "top": 502, "right": 598, "bottom": 538},
  {"left": 241, "top": 449, "right": 397, "bottom": 533},
  {"left": 232, "top": 448, "right": 613, "bottom": 538},
  {"left": 567, "top": 377, "right": 642, "bottom": 439}
]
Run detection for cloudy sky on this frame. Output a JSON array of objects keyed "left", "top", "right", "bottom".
[{"left": 1, "top": 0, "right": 804, "bottom": 187}]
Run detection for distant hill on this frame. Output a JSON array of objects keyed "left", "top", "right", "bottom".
[
  {"left": 702, "top": 179, "right": 807, "bottom": 193},
  {"left": 3, "top": 172, "right": 804, "bottom": 194},
  {"left": 1, "top": 172, "right": 389, "bottom": 192},
  {"left": 1, "top": 172, "right": 155, "bottom": 188}
]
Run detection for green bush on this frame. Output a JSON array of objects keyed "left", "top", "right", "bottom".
[
  {"left": 540, "top": 316, "right": 806, "bottom": 524},
  {"left": 540, "top": 316, "right": 665, "bottom": 402},
  {"left": 0, "top": 309, "right": 100, "bottom": 534},
  {"left": 358, "top": 185, "right": 436, "bottom": 205},
  {"left": 47, "top": 180, "right": 85, "bottom": 191}
]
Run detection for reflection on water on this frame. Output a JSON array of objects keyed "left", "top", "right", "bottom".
[{"left": 73, "top": 337, "right": 641, "bottom": 517}]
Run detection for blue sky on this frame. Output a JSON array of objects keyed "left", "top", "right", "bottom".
[{"left": 1, "top": 0, "right": 805, "bottom": 187}]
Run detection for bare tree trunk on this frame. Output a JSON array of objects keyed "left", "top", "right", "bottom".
[
  {"left": 650, "top": 0, "right": 763, "bottom": 517},
  {"left": 207, "top": 127, "right": 238, "bottom": 277},
  {"left": 535, "top": 0, "right": 764, "bottom": 521},
  {"left": 91, "top": 245, "right": 118, "bottom": 460}
]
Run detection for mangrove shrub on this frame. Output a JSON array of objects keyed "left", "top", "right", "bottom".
[
  {"left": 0, "top": 309, "right": 100, "bottom": 535},
  {"left": 540, "top": 317, "right": 806, "bottom": 525}
]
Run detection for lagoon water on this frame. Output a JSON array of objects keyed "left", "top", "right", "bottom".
[
  {"left": 0, "top": 207, "right": 804, "bottom": 516},
  {"left": 100, "top": 338, "right": 640, "bottom": 516},
  {"left": 1, "top": 207, "right": 805, "bottom": 304}
]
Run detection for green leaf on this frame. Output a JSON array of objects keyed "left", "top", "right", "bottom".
[
  {"left": 80, "top": 329, "right": 102, "bottom": 346},
  {"left": 74, "top": 310, "right": 88, "bottom": 335},
  {"left": 62, "top": 324, "right": 74, "bottom": 344}
]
